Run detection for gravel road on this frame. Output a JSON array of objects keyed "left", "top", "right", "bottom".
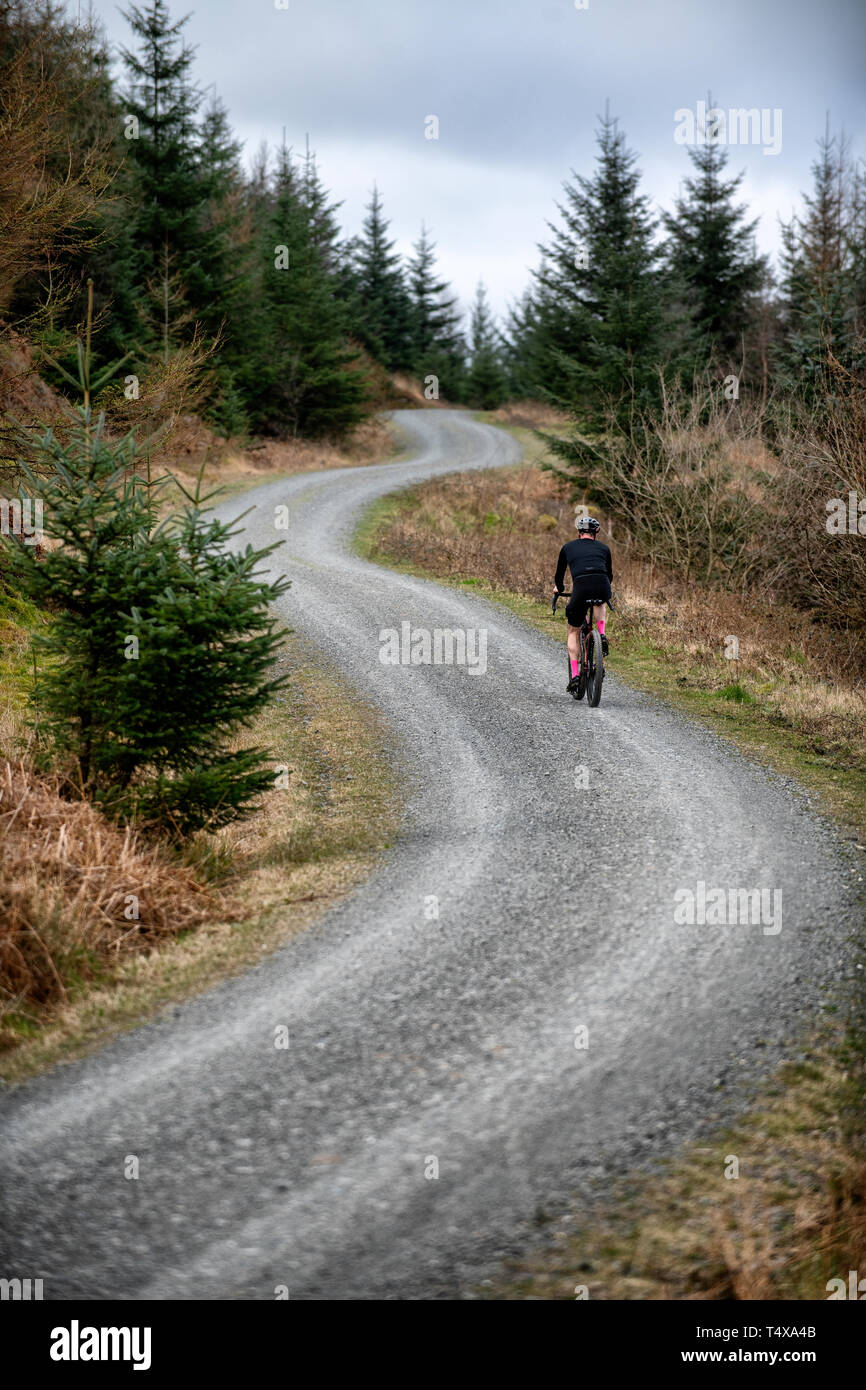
[{"left": 0, "top": 409, "right": 858, "bottom": 1300}]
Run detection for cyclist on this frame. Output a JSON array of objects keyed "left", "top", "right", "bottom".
[{"left": 553, "top": 516, "right": 612, "bottom": 694}]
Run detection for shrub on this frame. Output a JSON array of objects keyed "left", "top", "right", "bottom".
[{"left": 6, "top": 374, "right": 290, "bottom": 836}]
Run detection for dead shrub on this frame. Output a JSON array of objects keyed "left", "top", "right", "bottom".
[{"left": 0, "top": 759, "right": 220, "bottom": 1043}]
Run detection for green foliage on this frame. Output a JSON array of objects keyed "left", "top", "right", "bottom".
[
  {"left": 6, "top": 331, "right": 291, "bottom": 837},
  {"left": 205, "top": 365, "right": 249, "bottom": 440},
  {"left": 8, "top": 0, "right": 866, "bottom": 452},
  {"left": 661, "top": 133, "right": 767, "bottom": 366},
  {"left": 347, "top": 185, "right": 414, "bottom": 371},
  {"left": 776, "top": 125, "right": 863, "bottom": 397},
  {"left": 519, "top": 111, "right": 670, "bottom": 425},
  {"left": 502, "top": 289, "right": 545, "bottom": 399},
  {"left": 407, "top": 226, "right": 466, "bottom": 399},
  {"left": 239, "top": 145, "right": 368, "bottom": 437},
  {"left": 718, "top": 683, "right": 755, "bottom": 703},
  {"left": 0, "top": 2, "right": 469, "bottom": 436},
  {"left": 118, "top": 0, "right": 209, "bottom": 341},
  {"left": 466, "top": 282, "right": 506, "bottom": 409}
]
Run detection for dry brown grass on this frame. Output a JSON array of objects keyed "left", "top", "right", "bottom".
[
  {"left": 0, "top": 327, "right": 65, "bottom": 428},
  {"left": 147, "top": 410, "right": 397, "bottom": 508},
  {"left": 488, "top": 1034, "right": 866, "bottom": 1301},
  {"left": 484, "top": 399, "right": 569, "bottom": 430},
  {"left": 0, "top": 759, "right": 219, "bottom": 1044},
  {"left": 768, "top": 365, "right": 866, "bottom": 633}
]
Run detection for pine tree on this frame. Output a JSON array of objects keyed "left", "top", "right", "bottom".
[
  {"left": 531, "top": 111, "right": 668, "bottom": 425},
  {"left": 7, "top": 294, "right": 291, "bottom": 836},
  {"left": 502, "top": 287, "right": 546, "bottom": 399},
  {"left": 662, "top": 135, "right": 767, "bottom": 366},
  {"left": 196, "top": 95, "right": 250, "bottom": 432},
  {"left": 406, "top": 225, "right": 465, "bottom": 398},
  {"left": 196, "top": 95, "right": 247, "bottom": 328},
  {"left": 118, "top": 0, "right": 209, "bottom": 342},
  {"left": 299, "top": 137, "right": 343, "bottom": 272},
  {"left": 535, "top": 113, "right": 685, "bottom": 507},
  {"left": 776, "top": 123, "right": 859, "bottom": 393},
  {"left": 849, "top": 158, "right": 866, "bottom": 342},
  {"left": 242, "top": 144, "right": 367, "bottom": 437},
  {"left": 351, "top": 185, "right": 413, "bottom": 370},
  {"left": 465, "top": 282, "right": 506, "bottom": 409}
]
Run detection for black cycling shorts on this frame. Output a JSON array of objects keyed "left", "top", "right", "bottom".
[{"left": 565, "top": 575, "right": 611, "bottom": 627}]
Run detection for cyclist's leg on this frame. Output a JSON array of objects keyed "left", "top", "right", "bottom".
[
  {"left": 565, "top": 593, "right": 588, "bottom": 681},
  {"left": 600, "top": 575, "right": 614, "bottom": 636},
  {"left": 594, "top": 580, "right": 612, "bottom": 650}
]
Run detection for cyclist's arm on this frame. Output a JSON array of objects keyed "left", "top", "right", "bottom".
[
  {"left": 606, "top": 546, "right": 613, "bottom": 581},
  {"left": 553, "top": 546, "right": 568, "bottom": 593}
]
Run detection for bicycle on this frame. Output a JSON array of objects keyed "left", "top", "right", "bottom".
[{"left": 552, "top": 590, "right": 607, "bottom": 707}]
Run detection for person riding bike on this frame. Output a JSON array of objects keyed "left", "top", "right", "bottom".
[{"left": 553, "top": 516, "right": 612, "bottom": 694}]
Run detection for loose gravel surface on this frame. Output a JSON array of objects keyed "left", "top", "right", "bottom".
[{"left": 0, "top": 410, "right": 858, "bottom": 1300}]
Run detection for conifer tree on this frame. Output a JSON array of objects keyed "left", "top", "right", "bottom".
[
  {"left": 7, "top": 292, "right": 291, "bottom": 836},
  {"left": 776, "top": 124, "right": 859, "bottom": 393},
  {"left": 502, "top": 287, "right": 546, "bottom": 399},
  {"left": 465, "top": 281, "right": 506, "bottom": 408},
  {"left": 242, "top": 145, "right": 367, "bottom": 437},
  {"left": 407, "top": 225, "right": 465, "bottom": 397},
  {"left": 299, "top": 138, "right": 344, "bottom": 272},
  {"left": 350, "top": 185, "right": 413, "bottom": 370},
  {"left": 849, "top": 159, "right": 866, "bottom": 341},
  {"left": 531, "top": 111, "right": 668, "bottom": 425},
  {"left": 196, "top": 95, "right": 246, "bottom": 327},
  {"left": 119, "top": 0, "right": 209, "bottom": 338},
  {"left": 662, "top": 135, "right": 767, "bottom": 365},
  {"left": 196, "top": 95, "right": 250, "bottom": 433}
]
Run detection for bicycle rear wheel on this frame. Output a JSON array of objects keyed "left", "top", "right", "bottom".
[{"left": 585, "top": 629, "right": 604, "bottom": 707}]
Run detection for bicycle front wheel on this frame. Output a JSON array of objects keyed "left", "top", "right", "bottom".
[{"left": 586, "top": 629, "right": 604, "bottom": 707}]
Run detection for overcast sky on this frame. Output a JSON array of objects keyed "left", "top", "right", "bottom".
[{"left": 91, "top": 0, "right": 866, "bottom": 326}]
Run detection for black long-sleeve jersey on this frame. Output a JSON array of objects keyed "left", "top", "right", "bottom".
[{"left": 554, "top": 537, "right": 613, "bottom": 590}]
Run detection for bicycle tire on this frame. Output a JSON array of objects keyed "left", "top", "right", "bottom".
[{"left": 586, "top": 629, "right": 604, "bottom": 706}]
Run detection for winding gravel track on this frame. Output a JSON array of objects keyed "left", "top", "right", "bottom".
[{"left": 0, "top": 409, "right": 858, "bottom": 1300}]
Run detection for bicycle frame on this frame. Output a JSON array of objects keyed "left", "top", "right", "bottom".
[
  {"left": 553, "top": 590, "right": 606, "bottom": 705},
  {"left": 577, "top": 602, "right": 600, "bottom": 669}
]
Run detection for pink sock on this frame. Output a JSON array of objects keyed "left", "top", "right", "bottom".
[
  {"left": 597, "top": 619, "right": 605, "bottom": 635},
  {"left": 570, "top": 659, "right": 579, "bottom": 677}
]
